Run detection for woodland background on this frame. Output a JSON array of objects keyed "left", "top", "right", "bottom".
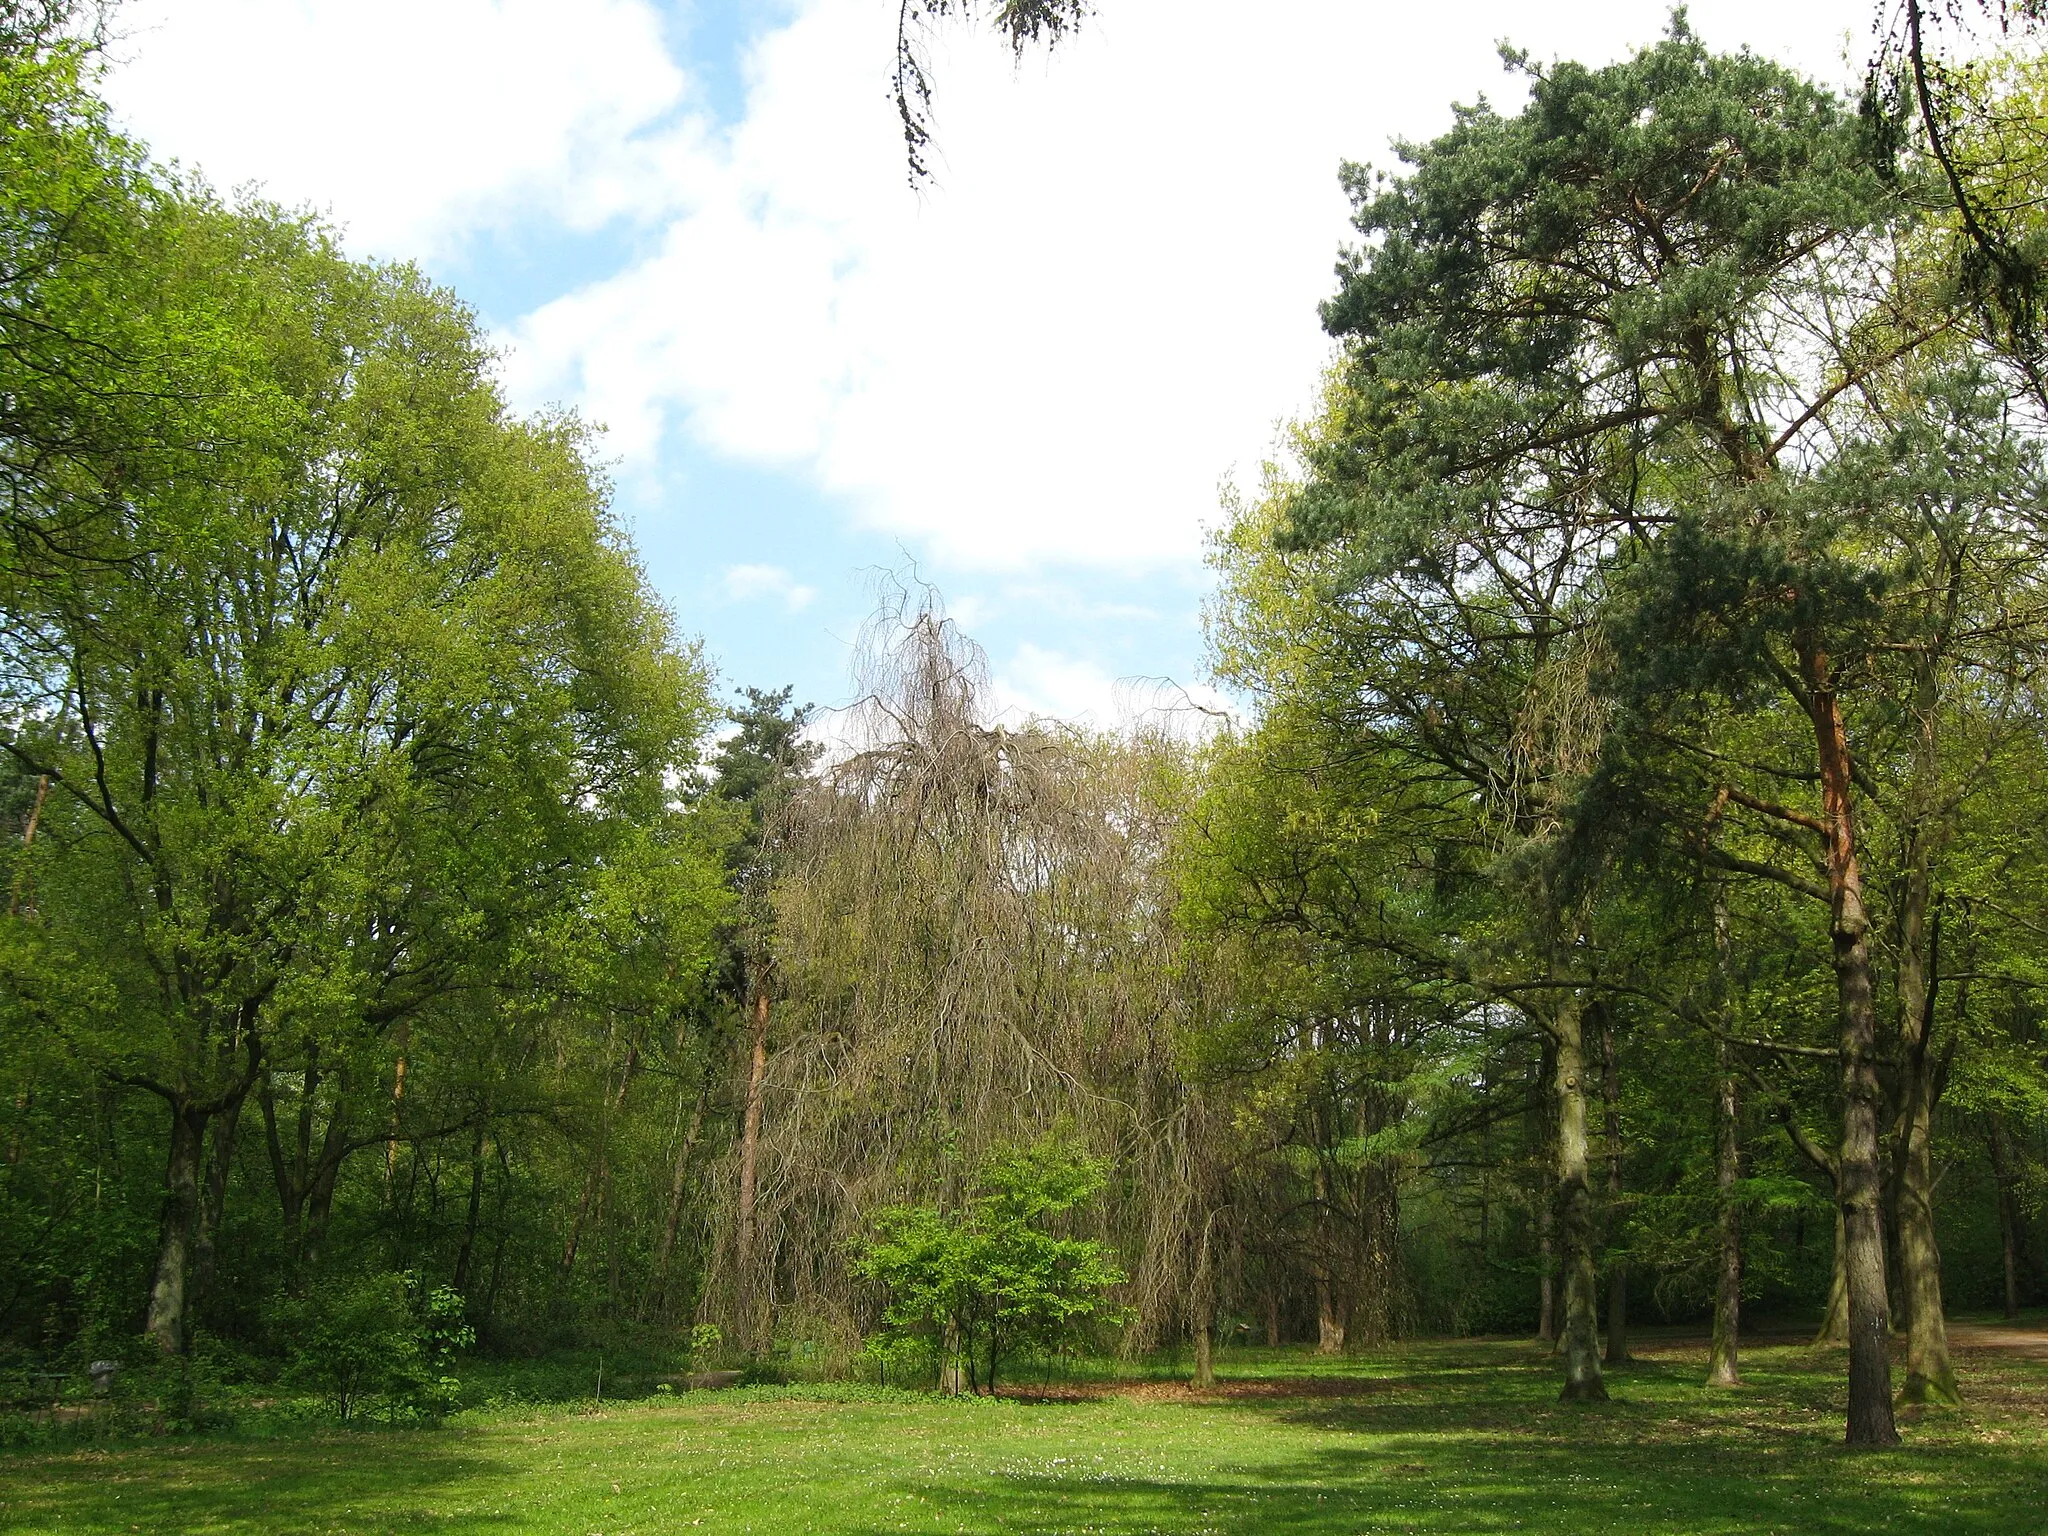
[{"left": 3, "top": 0, "right": 2047, "bottom": 1453}]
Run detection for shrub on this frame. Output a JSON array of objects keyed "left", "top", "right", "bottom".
[
  {"left": 850, "top": 1138, "right": 1126, "bottom": 1393},
  {"left": 277, "top": 1272, "right": 472, "bottom": 1423}
]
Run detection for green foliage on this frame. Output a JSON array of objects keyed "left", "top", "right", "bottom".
[
  {"left": 276, "top": 1273, "right": 468, "bottom": 1424},
  {"left": 851, "top": 1140, "right": 1126, "bottom": 1391}
]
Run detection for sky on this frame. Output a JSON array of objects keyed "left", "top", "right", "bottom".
[{"left": 100, "top": 0, "right": 1875, "bottom": 729}]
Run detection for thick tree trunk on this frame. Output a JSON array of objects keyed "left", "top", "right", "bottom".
[
  {"left": 1707, "top": 1043, "right": 1742, "bottom": 1388},
  {"left": 1552, "top": 992, "right": 1607, "bottom": 1402},
  {"left": 187, "top": 1087, "right": 248, "bottom": 1321},
  {"left": 1894, "top": 1088, "right": 1956, "bottom": 1404},
  {"left": 1312, "top": 1160, "right": 1345, "bottom": 1353},
  {"left": 1817, "top": 1204, "right": 1850, "bottom": 1344},
  {"left": 1314, "top": 1272, "right": 1345, "bottom": 1354},
  {"left": 1354, "top": 1158, "right": 1399, "bottom": 1346},
  {"left": 145, "top": 1100, "right": 208, "bottom": 1355},
  {"left": 1192, "top": 1213, "right": 1216, "bottom": 1388},
  {"left": 939, "top": 1319, "right": 966, "bottom": 1396},
  {"left": 1264, "top": 1281, "right": 1281, "bottom": 1347},
  {"left": 1600, "top": 1008, "right": 1627, "bottom": 1367},
  {"left": 1798, "top": 637, "right": 1897, "bottom": 1446},
  {"left": 1988, "top": 1120, "right": 2023, "bottom": 1321}
]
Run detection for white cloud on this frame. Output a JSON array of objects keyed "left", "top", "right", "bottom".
[
  {"left": 497, "top": 0, "right": 1872, "bottom": 573},
  {"left": 991, "top": 642, "right": 1121, "bottom": 726},
  {"left": 103, "top": 0, "right": 696, "bottom": 262},
  {"left": 989, "top": 645, "right": 1234, "bottom": 738},
  {"left": 723, "top": 562, "right": 817, "bottom": 611},
  {"left": 104, "top": 0, "right": 1878, "bottom": 594}
]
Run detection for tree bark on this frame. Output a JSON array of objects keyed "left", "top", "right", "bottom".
[
  {"left": 385, "top": 1020, "right": 408, "bottom": 1194},
  {"left": 1988, "top": 1119, "right": 2024, "bottom": 1321},
  {"left": 1536, "top": 1034, "right": 1557, "bottom": 1346},
  {"left": 1797, "top": 635, "right": 1898, "bottom": 1445},
  {"left": 1552, "top": 992, "right": 1607, "bottom": 1402},
  {"left": 1817, "top": 1203, "right": 1850, "bottom": 1345},
  {"left": 1600, "top": 1007, "right": 1628, "bottom": 1367},
  {"left": 1192, "top": 1212, "right": 1216, "bottom": 1388},
  {"left": 145, "top": 1100, "right": 208, "bottom": 1355},
  {"left": 1707, "top": 1040, "right": 1742, "bottom": 1387},
  {"left": 1894, "top": 872, "right": 1957, "bottom": 1406},
  {"left": 1264, "top": 1280, "right": 1281, "bottom": 1347},
  {"left": 1312, "top": 1159, "right": 1345, "bottom": 1353},
  {"left": 187, "top": 1087, "right": 248, "bottom": 1321}
]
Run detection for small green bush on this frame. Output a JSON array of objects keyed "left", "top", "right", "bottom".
[
  {"left": 850, "top": 1137, "right": 1126, "bottom": 1393},
  {"left": 275, "top": 1272, "right": 472, "bottom": 1423}
]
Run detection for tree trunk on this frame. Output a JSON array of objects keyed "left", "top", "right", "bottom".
[
  {"left": 257, "top": 1069, "right": 305, "bottom": 1245},
  {"left": 1600, "top": 1007, "right": 1627, "bottom": 1367},
  {"left": 939, "top": 1319, "right": 966, "bottom": 1396},
  {"left": 454, "top": 1125, "right": 488, "bottom": 1294},
  {"left": 1707, "top": 1040, "right": 1742, "bottom": 1388},
  {"left": 385, "top": 1021, "right": 408, "bottom": 1194},
  {"left": 1894, "top": 869, "right": 1957, "bottom": 1406},
  {"left": 1552, "top": 992, "right": 1607, "bottom": 1402},
  {"left": 145, "top": 1100, "right": 208, "bottom": 1355},
  {"left": 1355, "top": 1157, "right": 1399, "bottom": 1346},
  {"left": 1536, "top": 1033, "right": 1556, "bottom": 1346},
  {"left": 735, "top": 977, "right": 771, "bottom": 1343},
  {"left": 1817, "top": 1204, "right": 1850, "bottom": 1344},
  {"left": 187, "top": 1086, "right": 248, "bottom": 1321},
  {"left": 1314, "top": 1272, "right": 1344, "bottom": 1354},
  {"left": 1192, "top": 1214, "right": 1216, "bottom": 1388},
  {"left": 1798, "top": 636, "right": 1898, "bottom": 1446},
  {"left": 1312, "top": 1160, "right": 1344, "bottom": 1354},
  {"left": 1988, "top": 1119, "right": 2023, "bottom": 1321},
  {"left": 1264, "top": 1280, "right": 1281, "bottom": 1347}
]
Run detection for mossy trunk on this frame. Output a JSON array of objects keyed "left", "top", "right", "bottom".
[
  {"left": 1797, "top": 637, "right": 1897, "bottom": 1446},
  {"left": 145, "top": 1100, "right": 207, "bottom": 1355}
]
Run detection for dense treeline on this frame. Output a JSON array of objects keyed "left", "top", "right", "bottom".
[
  {"left": 4, "top": 0, "right": 2048, "bottom": 1455},
  {"left": 0, "top": 5, "right": 738, "bottom": 1369}
]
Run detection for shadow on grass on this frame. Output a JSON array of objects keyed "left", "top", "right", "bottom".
[
  {"left": 860, "top": 1346, "right": 2048, "bottom": 1536},
  {"left": 3, "top": 1341, "right": 2043, "bottom": 1536},
  {"left": 850, "top": 1409, "right": 2041, "bottom": 1536},
  {"left": 0, "top": 1432, "right": 521, "bottom": 1534},
  {"left": 861, "top": 1439, "right": 2035, "bottom": 1536}
]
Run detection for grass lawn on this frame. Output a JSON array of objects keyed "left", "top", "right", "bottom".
[{"left": 3, "top": 1334, "right": 2045, "bottom": 1534}]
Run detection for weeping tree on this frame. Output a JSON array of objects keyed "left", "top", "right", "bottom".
[{"left": 700, "top": 587, "right": 1215, "bottom": 1363}]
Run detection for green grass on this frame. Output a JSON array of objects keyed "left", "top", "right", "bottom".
[{"left": 3, "top": 1336, "right": 2045, "bottom": 1534}]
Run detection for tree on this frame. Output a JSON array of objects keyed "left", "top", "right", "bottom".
[{"left": 852, "top": 1137, "right": 1125, "bottom": 1393}]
